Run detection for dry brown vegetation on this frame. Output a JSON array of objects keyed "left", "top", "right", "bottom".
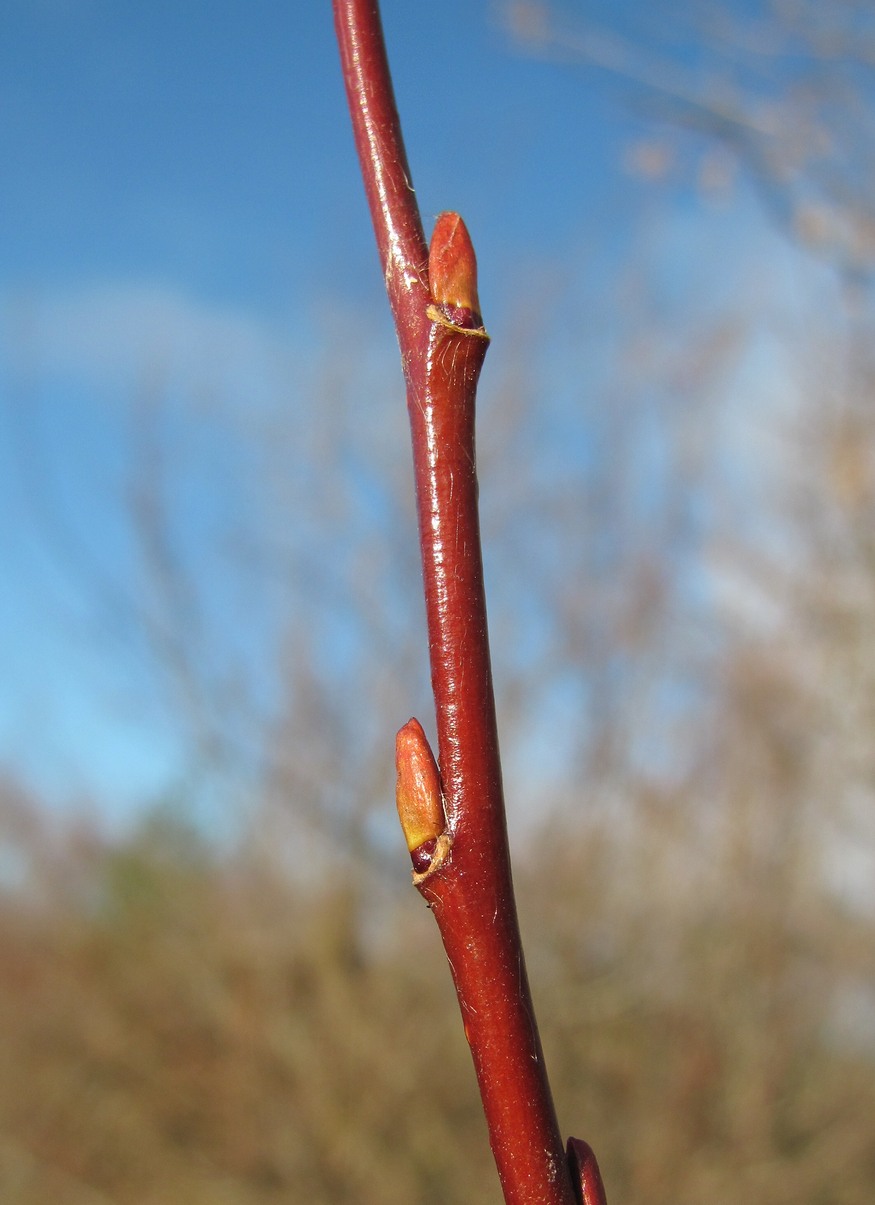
[
  {"left": 2, "top": 679, "right": 874, "bottom": 1205},
  {"left": 3, "top": 633, "right": 875, "bottom": 1205}
]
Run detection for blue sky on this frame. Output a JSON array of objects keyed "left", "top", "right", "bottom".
[
  {"left": 1, "top": 2, "right": 631, "bottom": 312},
  {"left": 0, "top": 1, "right": 806, "bottom": 830}
]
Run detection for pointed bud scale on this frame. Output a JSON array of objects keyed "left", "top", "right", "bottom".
[
  {"left": 395, "top": 718, "right": 445, "bottom": 856},
  {"left": 566, "top": 1138, "right": 608, "bottom": 1205},
  {"left": 429, "top": 211, "right": 482, "bottom": 327}
]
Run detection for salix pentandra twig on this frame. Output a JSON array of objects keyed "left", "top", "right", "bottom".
[{"left": 333, "top": 3, "right": 604, "bottom": 1202}]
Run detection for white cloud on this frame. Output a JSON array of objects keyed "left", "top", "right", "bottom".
[{"left": 2, "top": 281, "right": 307, "bottom": 411}]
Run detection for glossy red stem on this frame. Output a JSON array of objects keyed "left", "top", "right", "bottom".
[
  {"left": 333, "top": 0, "right": 430, "bottom": 350},
  {"left": 411, "top": 320, "right": 575, "bottom": 1203},
  {"left": 333, "top": 2, "right": 584, "bottom": 1201}
]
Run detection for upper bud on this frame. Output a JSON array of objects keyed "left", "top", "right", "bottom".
[{"left": 428, "top": 212, "right": 482, "bottom": 325}]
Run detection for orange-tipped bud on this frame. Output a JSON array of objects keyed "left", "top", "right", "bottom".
[
  {"left": 429, "top": 212, "right": 481, "bottom": 316},
  {"left": 395, "top": 718, "right": 444, "bottom": 854}
]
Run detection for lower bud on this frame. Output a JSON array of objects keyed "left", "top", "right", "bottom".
[{"left": 395, "top": 718, "right": 445, "bottom": 858}]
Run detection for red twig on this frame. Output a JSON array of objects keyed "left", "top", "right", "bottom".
[{"left": 333, "top": 2, "right": 605, "bottom": 1201}]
